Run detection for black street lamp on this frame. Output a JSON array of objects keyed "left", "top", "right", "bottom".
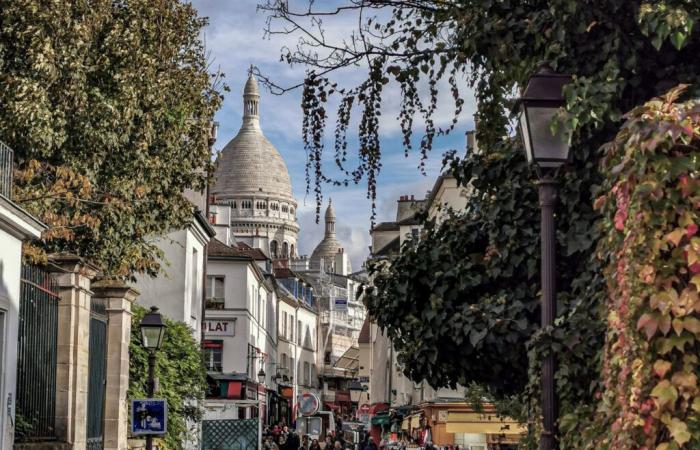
[
  {"left": 258, "top": 367, "right": 266, "bottom": 384},
  {"left": 516, "top": 65, "right": 573, "bottom": 450},
  {"left": 139, "top": 306, "right": 167, "bottom": 450}
]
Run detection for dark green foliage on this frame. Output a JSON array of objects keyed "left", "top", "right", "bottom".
[
  {"left": 263, "top": 0, "right": 700, "bottom": 446},
  {"left": 129, "top": 305, "right": 207, "bottom": 450}
]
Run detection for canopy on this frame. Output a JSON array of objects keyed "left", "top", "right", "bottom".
[
  {"left": 371, "top": 413, "right": 391, "bottom": 426},
  {"left": 445, "top": 411, "right": 526, "bottom": 435}
]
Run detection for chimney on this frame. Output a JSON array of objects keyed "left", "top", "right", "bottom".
[{"left": 396, "top": 195, "right": 417, "bottom": 222}]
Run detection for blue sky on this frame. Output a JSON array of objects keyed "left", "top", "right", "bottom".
[{"left": 190, "top": 0, "right": 477, "bottom": 269}]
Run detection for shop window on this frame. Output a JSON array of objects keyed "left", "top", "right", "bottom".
[{"left": 203, "top": 340, "right": 223, "bottom": 372}]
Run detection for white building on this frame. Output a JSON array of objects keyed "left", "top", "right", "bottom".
[
  {"left": 210, "top": 73, "right": 300, "bottom": 259},
  {"left": 204, "top": 239, "right": 278, "bottom": 422},
  {"left": 133, "top": 208, "right": 215, "bottom": 335},
  {"left": 0, "top": 143, "right": 45, "bottom": 450},
  {"left": 274, "top": 267, "right": 320, "bottom": 422}
]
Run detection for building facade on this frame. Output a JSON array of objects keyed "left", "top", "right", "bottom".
[
  {"left": 134, "top": 209, "right": 215, "bottom": 335},
  {"left": 204, "top": 239, "right": 277, "bottom": 419}
]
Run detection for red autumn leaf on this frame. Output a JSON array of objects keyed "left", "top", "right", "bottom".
[
  {"left": 637, "top": 313, "right": 659, "bottom": 340},
  {"left": 690, "top": 262, "right": 700, "bottom": 274},
  {"left": 687, "top": 224, "right": 699, "bottom": 238}
]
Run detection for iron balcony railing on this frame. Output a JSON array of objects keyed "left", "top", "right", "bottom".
[{"left": 0, "top": 140, "right": 13, "bottom": 199}]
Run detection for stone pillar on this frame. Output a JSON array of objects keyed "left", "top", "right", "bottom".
[
  {"left": 51, "top": 254, "right": 98, "bottom": 449},
  {"left": 92, "top": 280, "right": 139, "bottom": 450}
]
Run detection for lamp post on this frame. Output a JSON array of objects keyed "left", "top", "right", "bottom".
[
  {"left": 516, "top": 65, "right": 572, "bottom": 450},
  {"left": 140, "top": 306, "right": 167, "bottom": 450}
]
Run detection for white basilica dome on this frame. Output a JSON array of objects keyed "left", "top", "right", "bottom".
[{"left": 212, "top": 72, "right": 299, "bottom": 259}]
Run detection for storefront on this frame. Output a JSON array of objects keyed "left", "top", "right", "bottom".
[
  {"left": 445, "top": 411, "right": 524, "bottom": 449},
  {"left": 279, "top": 385, "right": 294, "bottom": 426},
  {"left": 380, "top": 402, "right": 526, "bottom": 448},
  {"left": 368, "top": 403, "right": 390, "bottom": 444}
]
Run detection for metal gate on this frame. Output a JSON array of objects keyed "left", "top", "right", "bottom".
[
  {"left": 86, "top": 297, "right": 108, "bottom": 450},
  {"left": 16, "top": 265, "right": 60, "bottom": 441},
  {"left": 202, "top": 419, "right": 259, "bottom": 450}
]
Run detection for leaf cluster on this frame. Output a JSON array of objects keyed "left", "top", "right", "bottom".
[
  {"left": 129, "top": 305, "right": 208, "bottom": 450},
  {"left": 574, "top": 87, "right": 700, "bottom": 449}
]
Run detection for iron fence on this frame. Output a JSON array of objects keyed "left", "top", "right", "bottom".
[
  {"left": 202, "top": 419, "right": 260, "bottom": 450},
  {"left": 0, "top": 140, "right": 13, "bottom": 199},
  {"left": 16, "top": 265, "right": 60, "bottom": 441}
]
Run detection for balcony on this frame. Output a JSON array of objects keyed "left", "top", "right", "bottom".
[
  {"left": 205, "top": 298, "right": 225, "bottom": 310},
  {"left": 0, "top": 141, "right": 13, "bottom": 199}
]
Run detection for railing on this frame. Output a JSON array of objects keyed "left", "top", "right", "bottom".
[
  {"left": 0, "top": 140, "right": 13, "bottom": 199},
  {"left": 16, "top": 265, "right": 60, "bottom": 441},
  {"left": 206, "top": 298, "right": 226, "bottom": 310}
]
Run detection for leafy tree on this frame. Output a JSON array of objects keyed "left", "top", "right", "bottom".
[
  {"left": 0, "top": 0, "right": 223, "bottom": 277},
  {"left": 129, "top": 305, "right": 207, "bottom": 450},
  {"left": 260, "top": 0, "right": 700, "bottom": 445}
]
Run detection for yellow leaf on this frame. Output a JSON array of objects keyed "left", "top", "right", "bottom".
[
  {"left": 653, "top": 360, "right": 672, "bottom": 378},
  {"left": 667, "top": 417, "right": 691, "bottom": 446},
  {"left": 672, "top": 318, "right": 684, "bottom": 336},
  {"left": 667, "top": 228, "right": 686, "bottom": 246},
  {"left": 671, "top": 371, "right": 697, "bottom": 390},
  {"left": 691, "top": 274, "right": 700, "bottom": 291}
]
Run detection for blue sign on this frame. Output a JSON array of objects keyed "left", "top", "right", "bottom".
[
  {"left": 131, "top": 399, "right": 167, "bottom": 435},
  {"left": 334, "top": 298, "right": 348, "bottom": 311}
]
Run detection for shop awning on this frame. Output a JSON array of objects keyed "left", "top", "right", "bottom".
[
  {"left": 445, "top": 411, "right": 526, "bottom": 435},
  {"left": 371, "top": 413, "right": 391, "bottom": 426}
]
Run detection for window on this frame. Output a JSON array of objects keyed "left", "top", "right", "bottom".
[
  {"left": 303, "top": 361, "right": 310, "bottom": 385},
  {"left": 290, "top": 319, "right": 294, "bottom": 342},
  {"left": 290, "top": 244, "right": 295, "bottom": 257},
  {"left": 282, "top": 312, "right": 287, "bottom": 339},
  {"left": 282, "top": 242, "right": 289, "bottom": 258},
  {"left": 297, "top": 320, "right": 302, "bottom": 345},
  {"left": 203, "top": 340, "right": 223, "bottom": 372},
  {"left": 290, "top": 357, "right": 295, "bottom": 379},
  {"left": 282, "top": 353, "right": 288, "bottom": 370},
  {"left": 206, "top": 276, "right": 225, "bottom": 309},
  {"left": 270, "top": 240, "right": 278, "bottom": 258}
]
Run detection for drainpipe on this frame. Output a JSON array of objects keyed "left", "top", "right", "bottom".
[{"left": 201, "top": 121, "right": 218, "bottom": 346}]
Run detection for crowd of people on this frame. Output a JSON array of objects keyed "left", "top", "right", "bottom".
[{"left": 262, "top": 423, "right": 379, "bottom": 450}]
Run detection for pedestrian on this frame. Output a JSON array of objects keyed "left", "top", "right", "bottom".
[
  {"left": 324, "top": 435, "right": 333, "bottom": 450},
  {"left": 300, "top": 434, "right": 310, "bottom": 450},
  {"left": 310, "top": 439, "right": 322, "bottom": 450},
  {"left": 364, "top": 437, "right": 378, "bottom": 450}
]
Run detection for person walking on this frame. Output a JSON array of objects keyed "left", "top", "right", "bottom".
[{"left": 310, "top": 439, "right": 323, "bottom": 450}]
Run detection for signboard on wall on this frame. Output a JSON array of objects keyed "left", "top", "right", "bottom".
[
  {"left": 333, "top": 298, "right": 348, "bottom": 312},
  {"left": 204, "top": 320, "right": 235, "bottom": 336}
]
